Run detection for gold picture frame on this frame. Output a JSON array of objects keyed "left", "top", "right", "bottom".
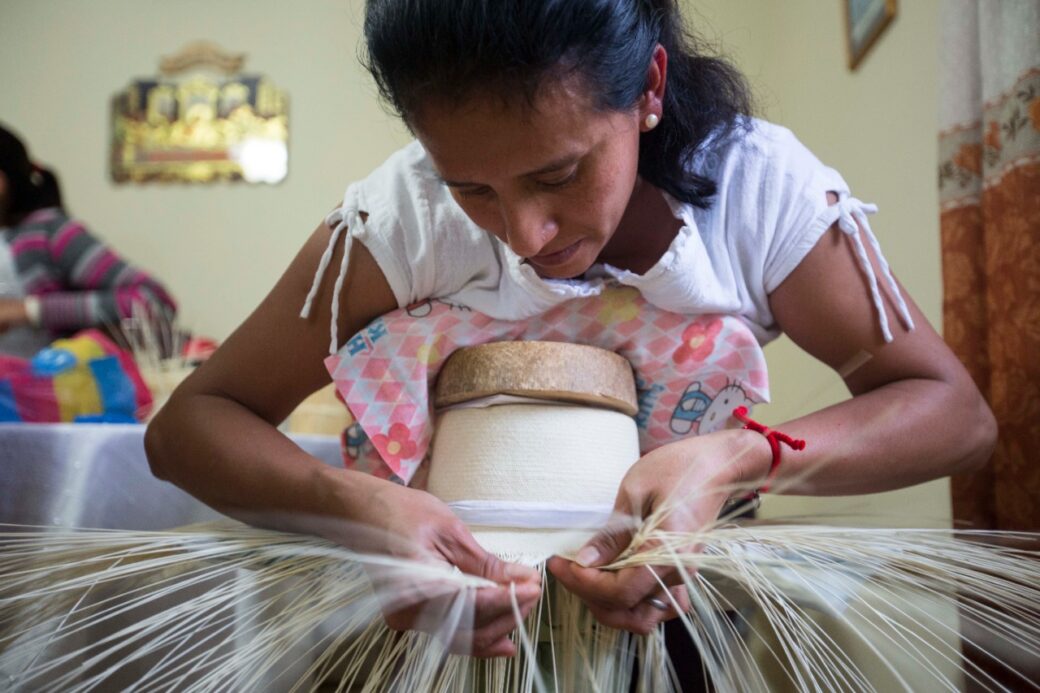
[
  {"left": 110, "top": 42, "right": 289, "bottom": 185},
  {"left": 845, "top": 0, "right": 897, "bottom": 71}
]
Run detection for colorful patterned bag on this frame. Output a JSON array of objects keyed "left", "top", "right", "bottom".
[{"left": 0, "top": 329, "right": 152, "bottom": 423}]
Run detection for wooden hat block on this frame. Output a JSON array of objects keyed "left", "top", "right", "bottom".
[{"left": 434, "top": 341, "right": 638, "bottom": 415}]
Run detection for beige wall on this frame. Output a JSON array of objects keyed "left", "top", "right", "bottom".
[
  {"left": 0, "top": 0, "right": 412, "bottom": 340},
  {"left": 1, "top": 1, "right": 949, "bottom": 521},
  {"left": 692, "top": 0, "right": 950, "bottom": 523}
]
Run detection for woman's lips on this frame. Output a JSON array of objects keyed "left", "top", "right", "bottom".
[{"left": 530, "top": 240, "right": 582, "bottom": 268}]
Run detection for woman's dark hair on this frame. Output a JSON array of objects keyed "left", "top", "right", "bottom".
[
  {"left": 362, "top": 0, "right": 753, "bottom": 208},
  {"left": 34, "top": 167, "right": 63, "bottom": 210},
  {"left": 0, "top": 123, "right": 62, "bottom": 222}
]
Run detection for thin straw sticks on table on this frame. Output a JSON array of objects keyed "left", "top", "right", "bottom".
[{"left": 1, "top": 519, "right": 1037, "bottom": 692}]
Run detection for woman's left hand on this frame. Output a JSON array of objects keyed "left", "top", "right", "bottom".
[
  {"left": 547, "top": 427, "right": 769, "bottom": 634},
  {"left": 0, "top": 298, "right": 30, "bottom": 334}
]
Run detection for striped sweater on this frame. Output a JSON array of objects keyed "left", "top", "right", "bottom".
[{"left": 4, "top": 207, "right": 177, "bottom": 331}]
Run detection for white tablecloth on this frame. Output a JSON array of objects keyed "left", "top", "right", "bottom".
[{"left": 0, "top": 423, "right": 343, "bottom": 529}]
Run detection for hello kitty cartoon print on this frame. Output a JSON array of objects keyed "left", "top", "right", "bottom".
[{"left": 701, "top": 381, "right": 758, "bottom": 435}]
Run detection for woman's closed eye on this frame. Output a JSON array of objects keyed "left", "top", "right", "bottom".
[
  {"left": 450, "top": 165, "right": 578, "bottom": 199},
  {"left": 457, "top": 185, "right": 495, "bottom": 199},
  {"left": 535, "top": 168, "right": 578, "bottom": 190}
]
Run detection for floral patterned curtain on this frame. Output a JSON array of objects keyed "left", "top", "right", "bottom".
[{"left": 939, "top": 0, "right": 1039, "bottom": 532}]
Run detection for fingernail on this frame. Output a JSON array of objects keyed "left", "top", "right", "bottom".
[
  {"left": 575, "top": 545, "right": 600, "bottom": 567},
  {"left": 504, "top": 563, "right": 537, "bottom": 580}
]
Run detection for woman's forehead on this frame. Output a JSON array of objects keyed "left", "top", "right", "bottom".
[{"left": 414, "top": 82, "right": 629, "bottom": 183}]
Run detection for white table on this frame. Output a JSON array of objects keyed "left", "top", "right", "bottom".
[
  {"left": 0, "top": 423, "right": 347, "bottom": 690},
  {"left": 0, "top": 423, "right": 343, "bottom": 529}
]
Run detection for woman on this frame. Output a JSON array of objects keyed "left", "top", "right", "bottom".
[
  {"left": 145, "top": 0, "right": 995, "bottom": 661},
  {"left": 0, "top": 124, "right": 177, "bottom": 358}
]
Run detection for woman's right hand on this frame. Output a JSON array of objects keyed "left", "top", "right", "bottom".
[
  {"left": 145, "top": 226, "right": 540, "bottom": 657},
  {"left": 357, "top": 480, "right": 542, "bottom": 658}
]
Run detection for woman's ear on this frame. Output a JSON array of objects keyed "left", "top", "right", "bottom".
[{"left": 640, "top": 44, "right": 668, "bottom": 131}]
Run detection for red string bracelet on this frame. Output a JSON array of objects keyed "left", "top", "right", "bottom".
[{"left": 732, "top": 406, "right": 806, "bottom": 494}]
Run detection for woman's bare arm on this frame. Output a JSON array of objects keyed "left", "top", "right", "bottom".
[
  {"left": 550, "top": 205, "right": 997, "bottom": 634},
  {"left": 145, "top": 220, "right": 542, "bottom": 656},
  {"left": 765, "top": 215, "right": 996, "bottom": 495},
  {"left": 145, "top": 220, "right": 398, "bottom": 537}
]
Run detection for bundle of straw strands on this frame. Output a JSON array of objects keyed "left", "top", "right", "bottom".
[{"left": 1, "top": 515, "right": 1038, "bottom": 692}]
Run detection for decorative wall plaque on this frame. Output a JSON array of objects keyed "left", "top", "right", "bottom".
[{"left": 110, "top": 42, "right": 289, "bottom": 184}]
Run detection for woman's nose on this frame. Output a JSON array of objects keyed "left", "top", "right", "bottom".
[{"left": 500, "top": 198, "right": 557, "bottom": 258}]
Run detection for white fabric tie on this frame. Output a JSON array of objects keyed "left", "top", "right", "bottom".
[
  {"left": 299, "top": 208, "right": 366, "bottom": 354},
  {"left": 833, "top": 198, "right": 915, "bottom": 343}
]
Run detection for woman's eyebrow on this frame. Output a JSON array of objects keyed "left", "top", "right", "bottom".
[
  {"left": 438, "top": 153, "right": 582, "bottom": 188},
  {"left": 521, "top": 153, "right": 581, "bottom": 177}
]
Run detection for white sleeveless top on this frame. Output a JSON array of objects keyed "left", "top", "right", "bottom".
[{"left": 302, "top": 118, "right": 912, "bottom": 353}]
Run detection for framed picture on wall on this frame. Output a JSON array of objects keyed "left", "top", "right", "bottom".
[
  {"left": 109, "top": 42, "right": 290, "bottom": 185},
  {"left": 845, "top": 0, "right": 897, "bottom": 70}
]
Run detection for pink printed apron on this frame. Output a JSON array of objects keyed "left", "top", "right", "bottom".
[{"left": 325, "top": 286, "right": 769, "bottom": 485}]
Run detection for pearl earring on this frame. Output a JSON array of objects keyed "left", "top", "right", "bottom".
[{"left": 644, "top": 113, "right": 660, "bottom": 130}]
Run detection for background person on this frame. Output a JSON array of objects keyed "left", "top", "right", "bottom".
[{"left": 0, "top": 123, "right": 177, "bottom": 359}]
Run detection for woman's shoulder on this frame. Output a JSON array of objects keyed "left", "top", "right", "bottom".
[
  {"left": 358, "top": 139, "right": 435, "bottom": 191},
  {"left": 337, "top": 141, "right": 505, "bottom": 307},
  {"left": 10, "top": 207, "right": 71, "bottom": 236},
  {"left": 741, "top": 117, "right": 801, "bottom": 147},
  {"left": 695, "top": 118, "right": 847, "bottom": 220},
  {"left": 353, "top": 141, "right": 444, "bottom": 205},
  {"left": 348, "top": 141, "right": 484, "bottom": 236},
  {"left": 699, "top": 118, "right": 821, "bottom": 179}
]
